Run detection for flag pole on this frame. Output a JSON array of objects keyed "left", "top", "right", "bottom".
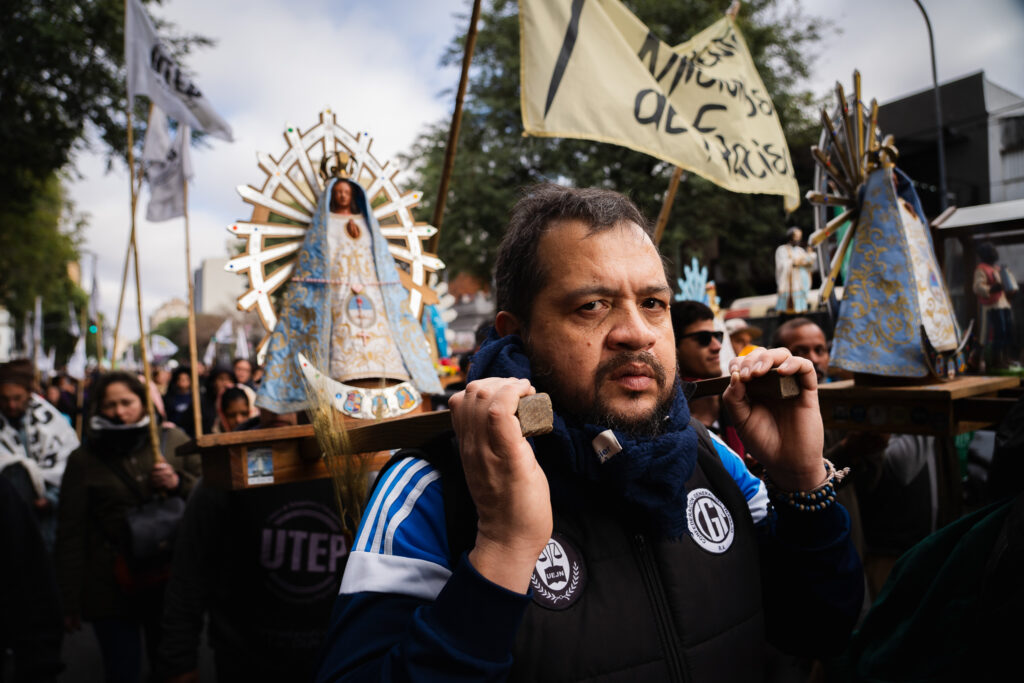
[
  {"left": 126, "top": 102, "right": 164, "bottom": 464},
  {"left": 75, "top": 305, "right": 88, "bottom": 439},
  {"left": 92, "top": 258, "right": 106, "bottom": 371},
  {"left": 653, "top": 166, "right": 685, "bottom": 246},
  {"left": 428, "top": 0, "right": 482, "bottom": 254},
  {"left": 111, "top": 169, "right": 145, "bottom": 368},
  {"left": 183, "top": 177, "right": 203, "bottom": 437}
]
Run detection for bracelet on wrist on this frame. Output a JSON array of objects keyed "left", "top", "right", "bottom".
[{"left": 763, "top": 458, "right": 850, "bottom": 512}]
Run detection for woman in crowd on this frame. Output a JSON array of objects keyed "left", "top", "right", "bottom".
[
  {"left": 55, "top": 371, "right": 201, "bottom": 683},
  {"left": 163, "top": 367, "right": 198, "bottom": 438}
]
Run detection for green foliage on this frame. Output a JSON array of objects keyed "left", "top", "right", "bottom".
[
  {"left": 0, "top": 172, "right": 89, "bottom": 360},
  {"left": 403, "top": 0, "right": 829, "bottom": 300}
]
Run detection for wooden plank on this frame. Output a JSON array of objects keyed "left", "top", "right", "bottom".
[
  {"left": 818, "top": 375, "right": 1019, "bottom": 401},
  {"left": 689, "top": 369, "right": 799, "bottom": 401}
]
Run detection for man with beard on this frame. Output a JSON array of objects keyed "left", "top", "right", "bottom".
[{"left": 316, "top": 185, "right": 862, "bottom": 682}]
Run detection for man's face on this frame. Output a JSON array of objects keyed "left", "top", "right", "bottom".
[
  {"left": 729, "top": 331, "right": 752, "bottom": 356},
  {"left": 0, "top": 383, "right": 30, "bottom": 420},
  {"left": 331, "top": 181, "right": 353, "bottom": 213},
  {"left": 676, "top": 319, "right": 722, "bottom": 379},
  {"left": 234, "top": 360, "right": 252, "bottom": 383},
  {"left": 514, "top": 221, "right": 676, "bottom": 434},
  {"left": 783, "top": 323, "right": 829, "bottom": 379}
]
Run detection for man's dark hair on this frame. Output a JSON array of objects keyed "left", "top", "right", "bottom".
[
  {"left": 0, "top": 359, "right": 35, "bottom": 391},
  {"left": 977, "top": 241, "right": 999, "bottom": 265},
  {"left": 670, "top": 301, "right": 714, "bottom": 344},
  {"left": 772, "top": 317, "right": 818, "bottom": 348},
  {"left": 494, "top": 184, "right": 650, "bottom": 327}
]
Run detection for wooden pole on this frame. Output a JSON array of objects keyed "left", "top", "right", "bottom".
[
  {"left": 75, "top": 305, "right": 88, "bottom": 439},
  {"left": 92, "top": 257, "right": 106, "bottom": 371},
  {"left": 111, "top": 171, "right": 144, "bottom": 367},
  {"left": 183, "top": 178, "right": 203, "bottom": 437},
  {"left": 428, "top": 0, "right": 482, "bottom": 254},
  {"left": 653, "top": 166, "right": 685, "bottom": 245},
  {"left": 126, "top": 105, "right": 164, "bottom": 463}
]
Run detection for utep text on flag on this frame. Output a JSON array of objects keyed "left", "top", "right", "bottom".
[
  {"left": 143, "top": 107, "right": 193, "bottom": 222},
  {"left": 520, "top": 0, "right": 799, "bottom": 211},
  {"left": 126, "top": 0, "right": 233, "bottom": 141}
]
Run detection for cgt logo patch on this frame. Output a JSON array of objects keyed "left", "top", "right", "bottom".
[
  {"left": 686, "top": 487, "right": 735, "bottom": 554},
  {"left": 530, "top": 533, "right": 586, "bottom": 610}
]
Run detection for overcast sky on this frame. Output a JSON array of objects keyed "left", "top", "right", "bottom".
[{"left": 68, "top": 0, "right": 1024, "bottom": 342}]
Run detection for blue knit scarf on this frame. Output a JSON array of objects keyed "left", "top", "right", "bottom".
[{"left": 468, "top": 331, "right": 698, "bottom": 538}]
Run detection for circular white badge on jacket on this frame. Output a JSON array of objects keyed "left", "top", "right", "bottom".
[
  {"left": 686, "top": 487, "right": 735, "bottom": 554},
  {"left": 531, "top": 533, "right": 586, "bottom": 610}
]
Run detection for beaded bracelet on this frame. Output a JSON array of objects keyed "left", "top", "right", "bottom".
[{"left": 763, "top": 458, "right": 851, "bottom": 512}]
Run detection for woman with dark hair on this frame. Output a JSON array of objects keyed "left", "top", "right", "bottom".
[
  {"left": 973, "top": 241, "right": 1018, "bottom": 370},
  {"left": 54, "top": 371, "right": 201, "bottom": 683},
  {"left": 203, "top": 366, "right": 258, "bottom": 434},
  {"left": 163, "top": 366, "right": 198, "bottom": 438}
]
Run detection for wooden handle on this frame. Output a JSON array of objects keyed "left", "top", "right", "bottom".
[{"left": 689, "top": 369, "right": 800, "bottom": 401}]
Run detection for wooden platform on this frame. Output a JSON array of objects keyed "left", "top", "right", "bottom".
[{"left": 818, "top": 375, "right": 1021, "bottom": 437}]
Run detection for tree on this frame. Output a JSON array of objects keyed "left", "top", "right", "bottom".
[{"left": 403, "top": 0, "right": 829, "bottom": 301}]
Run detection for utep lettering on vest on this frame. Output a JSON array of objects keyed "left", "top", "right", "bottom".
[{"left": 261, "top": 529, "right": 348, "bottom": 573}]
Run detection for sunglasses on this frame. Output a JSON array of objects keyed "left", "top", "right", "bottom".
[{"left": 678, "top": 330, "right": 724, "bottom": 347}]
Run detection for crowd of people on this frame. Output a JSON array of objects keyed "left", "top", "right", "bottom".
[{"left": 2, "top": 188, "right": 1021, "bottom": 683}]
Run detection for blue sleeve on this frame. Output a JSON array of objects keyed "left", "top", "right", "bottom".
[
  {"left": 315, "top": 457, "right": 533, "bottom": 682},
  {"left": 707, "top": 430, "right": 770, "bottom": 524}
]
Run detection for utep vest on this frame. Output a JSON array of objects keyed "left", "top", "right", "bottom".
[{"left": 409, "top": 419, "right": 764, "bottom": 683}]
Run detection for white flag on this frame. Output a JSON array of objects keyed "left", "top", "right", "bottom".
[
  {"left": 212, "top": 318, "right": 234, "bottom": 343},
  {"left": 68, "top": 302, "right": 81, "bottom": 338},
  {"left": 202, "top": 336, "right": 217, "bottom": 367},
  {"left": 149, "top": 334, "right": 179, "bottom": 360},
  {"left": 39, "top": 347, "right": 56, "bottom": 379},
  {"left": 145, "top": 108, "right": 193, "bottom": 222},
  {"left": 125, "top": 0, "right": 233, "bottom": 141},
  {"left": 33, "top": 296, "right": 44, "bottom": 368},
  {"left": 67, "top": 336, "right": 87, "bottom": 381},
  {"left": 124, "top": 344, "right": 137, "bottom": 371},
  {"left": 22, "top": 311, "right": 31, "bottom": 356},
  {"left": 234, "top": 324, "right": 250, "bottom": 360}
]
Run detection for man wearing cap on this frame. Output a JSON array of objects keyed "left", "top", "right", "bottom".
[
  {"left": 316, "top": 185, "right": 862, "bottom": 681},
  {"left": 725, "top": 318, "right": 763, "bottom": 357}
]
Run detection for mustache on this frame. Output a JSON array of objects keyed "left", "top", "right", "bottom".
[{"left": 595, "top": 351, "right": 668, "bottom": 388}]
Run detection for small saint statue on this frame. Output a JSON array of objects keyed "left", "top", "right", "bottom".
[{"left": 775, "top": 227, "right": 814, "bottom": 314}]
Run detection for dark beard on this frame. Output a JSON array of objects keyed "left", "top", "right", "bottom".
[{"left": 530, "top": 349, "right": 677, "bottom": 438}]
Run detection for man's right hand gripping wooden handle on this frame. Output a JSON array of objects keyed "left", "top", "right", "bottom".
[{"left": 448, "top": 378, "right": 554, "bottom": 594}]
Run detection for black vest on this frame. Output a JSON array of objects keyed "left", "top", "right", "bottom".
[{"left": 407, "top": 420, "right": 765, "bottom": 683}]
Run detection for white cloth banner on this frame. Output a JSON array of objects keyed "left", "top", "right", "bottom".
[
  {"left": 125, "top": 0, "right": 233, "bottom": 141},
  {"left": 234, "top": 325, "right": 250, "bottom": 361},
  {"left": 0, "top": 394, "right": 79, "bottom": 496},
  {"left": 149, "top": 334, "right": 179, "bottom": 359},
  {"left": 67, "top": 336, "right": 87, "bottom": 381},
  {"left": 33, "top": 296, "right": 44, "bottom": 369},
  {"left": 202, "top": 336, "right": 217, "bottom": 367},
  {"left": 212, "top": 318, "right": 234, "bottom": 343},
  {"left": 145, "top": 108, "right": 193, "bottom": 222},
  {"left": 68, "top": 301, "right": 81, "bottom": 338}
]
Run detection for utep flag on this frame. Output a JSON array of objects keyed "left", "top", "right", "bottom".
[
  {"left": 143, "top": 107, "right": 193, "bottom": 222},
  {"left": 125, "top": 0, "right": 233, "bottom": 141},
  {"left": 520, "top": 0, "right": 799, "bottom": 211}
]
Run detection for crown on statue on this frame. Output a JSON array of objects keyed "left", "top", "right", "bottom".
[{"left": 319, "top": 151, "right": 352, "bottom": 180}]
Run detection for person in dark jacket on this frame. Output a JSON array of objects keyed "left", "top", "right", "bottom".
[
  {"left": 0, "top": 475, "right": 63, "bottom": 682},
  {"left": 163, "top": 367, "right": 198, "bottom": 438},
  {"left": 55, "top": 372, "right": 200, "bottom": 683},
  {"left": 315, "top": 185, "right": 863, "bottom": 681}
]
